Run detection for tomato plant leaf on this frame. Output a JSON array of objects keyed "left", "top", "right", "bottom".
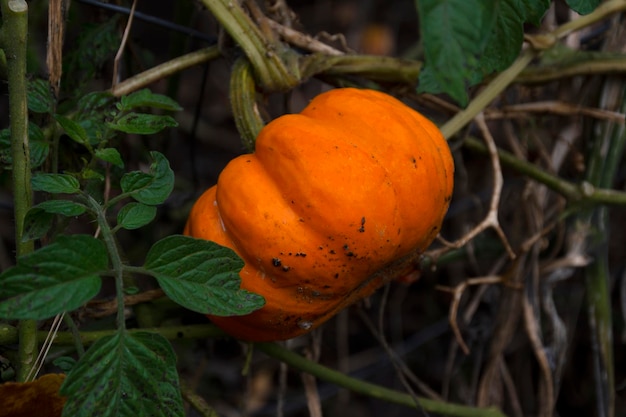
[
  {"left": 117, "top": 202, "right": 157, "bottom": 230},
  {"left": 27, "top": 79, "right": 54, "bottom": 114},
  {"left": 60, "top": 330, "right": 184, "bottom": 417},
  {"left": 1, "top": 123, "right": 49, "bottom": 169},
  {"left": 32, "top": 173, "right": 80, "bottom": 194},
  {"left": 54, "top": 114, "right": 91, "bottom": 146},
  {"left": 0, "top": 235, "right": 106, "bottom": 320},
  {"left": 566, "top": 0, "right": 600, "bottom": 15},
  {"left": 22, "top": 209, "right": 54, "bottom": 242},
  {"left": 33, "top": 200, "right": 88, "bottom": 217},
  {"left": 108, "top": 113, "right": 178, "bottom": 135},
  {"left": 95, "top": 147, "right": 124, "bottom": 167},
  {"left": 118, "top": 89, "right": 183, "bottom": 112},
  {"left": 120, "top": 151, "right": 174, "bottom": 205},
  {"left": 144, "top": 235, "right": 265, "bottom": 316}
]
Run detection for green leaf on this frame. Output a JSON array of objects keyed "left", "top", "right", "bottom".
[
  {"left": 33, "top": 199, "right": 88, "bottom": 217},
  {"left": 416, "top": 0, "right": 496, "bottom": 106},
  {"left": 95, "top": 147, "right": 124, "bottom": 167},
  {"left": 566, "top": 0, "right": 599, "bottom": 15},
  {"left": 144, "top": 235, "right": 265, "bottom": 316},
  {"left": 0, "top": 123, "right": 49, "bottom": 168},
  {"left": 22, "top": 208, "right": 54, "bottom": 241},
  {"left": 118, "top": 89, "right": 183, "bottom": 112},
  {"left": 53, "top": 356, "right": 77, "bottom": 373},
  {"left": 108, "top": 113, "right": 178, "bottom": 135},
  {"left": 117, "top": 203, "right": 157, "bottom": 230},
  {"left": 120, "top": 151, "right": 174, "bottom": 205},
  {"left": 55, "top": 114, "right": 91, "bottom": 146},
  {"left": 27, "top": 79, "right": 54, "bottom": 113},
  {"left": 28, "top": 122, "right": 50, "bottom": 169},
  {"left": 0, "top": 235, "right": 106, "bottom": 320},
  {"left": 61, "top": 330, "right": 184, "bottom": 417},
  {"left": 32, "top": 173, "right": 80, "bottom": 194},
  {"left": 416, "top": 0, "right": 550, "bottom": 105}
]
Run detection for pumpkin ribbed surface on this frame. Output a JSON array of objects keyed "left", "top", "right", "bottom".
[{"left": 184, "top": 88, "right": 454, "bottom": 341}]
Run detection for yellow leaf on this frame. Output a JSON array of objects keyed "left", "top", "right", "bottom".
[{"left": 0, "top": 374, "right": 67, "bottom": 417}]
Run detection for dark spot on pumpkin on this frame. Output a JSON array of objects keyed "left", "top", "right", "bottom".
[
  {"left": 299, "top": 218, "right": 305, "bottom": 222},
  {"left": 329, "top": 249, "right": 336, "bottom": 254},
  {"left": 343, "top": 244, "right": 349, "bottom": 250},
  {"left": 288, "top": 252, "right": 292, "bottom": 256},
  {"left": 358, "top": 217, "right": 366, "bottom": 232},
  {"left": 411, "top": 156, "right": 417, "bottom": 168},
  {"left": 296, "top": 252, "right": 306, "bottom": 257},
  {"left": 346, "top": 252, "right": 354, "bottom": 257},
  {"left": 272, "top": 258, "right": 282, "bottom": 267},
  {"left": 319, "top": 246, "right": 324, "bottom": 250},
  {"left": 334, "top": 273, "right": 339, "bottom": 278},
  {"left": 282, "top": 265, "right": 291, "bottom": 272}
]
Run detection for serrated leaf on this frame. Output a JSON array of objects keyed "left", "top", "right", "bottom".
[
  {"left": 55, "top": 114, "right": 90, "bottom": 146},
  {"left": 120, "top": 151, "right": 174, "bottom": 205},
  {"left": 117, "top": 203, "right": 157, "bottom": 230},
  {"left": 1, "top": 123, "right": 49, "bottom": 169},
  {"left": 566, "top": 0, "right": 599, "bottom": 15},
  {"left": 144, "top": 235, "right": 265, "bottom": 316},
  {"left": 95, "top": 147, "right": 124, "bottom": 167},
  {"left": 32, "top": 173, "right": 80, "bottom": 194},
  {"left": 28, "top": 122, "right": 50, "bottom": 169},
  {"left": 22, "top": 209, "right": 54, "bottom": 241},
  {"left": 77, "top": 91, "right": 115, "bottom": 115},
  {"left": 118, "top": 89, "right": 183, "bottom": 112},
  {"left": 33, "top": 199, "right": 88, "bottom": 217},
  {"left": 108, "top": 113, "right": 178, "bottom": 135},
  {"left": 27, "top": 79, "right": 54, "bottom": 114},
  {"left": 61, "top": 330, "right": 184, "bottom": 417},
  {"left": 522, "top": 0, "right": 550, "bottom": 25},
  {"left": 416, "top": 0, "right": 495, "bottom": 106},
  {"left": 0, "top": 235, "right": 106, "bottom": 320},
  {"left": 416, "top": 0, "right": 550, "bottom": 104},
  {"left": 53, "top": 356, "right": 77, "bottom": 373}
]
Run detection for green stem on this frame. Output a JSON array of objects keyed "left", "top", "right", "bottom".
[
  {"left": 111, "top": 46, "right": 220, "bottom": 97},
  {"left": 84, "top": 195, "right": 127, "bottom": 330},
  {"left": 578, "top": 79, "right": 625, "bottom": 417},
  {"left": 440, "top": 0, "right": 626, "bottom": 140},
  {"left": 440, "top": 49, "right": 535, "bottom": 139},
  {"left": 0, "top": 319, "right": 504, "bottom": 416},
  {"left": 2, "top": 0, "right": 38, "bottom": 383},
  {"left": 0, "top": 323, "right": 226, "bottom": 345},
  {"left": 229, "top": 58, "right": 265, "bottom": 151},
  {"left": 463, "top": 137, "right": 626, "bottom": 206},
  {"left": 201, "top": 0, "right": 299, "bottom": 91},
  {"left": 256, "top": 342, "right": 506, "bottom": 417}
]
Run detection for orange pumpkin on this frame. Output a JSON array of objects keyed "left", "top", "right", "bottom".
[{"left": 184, "top": 88, "right": 454, "bottom": 341}]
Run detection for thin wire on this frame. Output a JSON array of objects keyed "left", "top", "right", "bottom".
[
  {"left": 76, "top": 0, "right": 217, "bottom": 44},
  {"left": 26, "top": 312, "right": 64, "bottom": 382}
]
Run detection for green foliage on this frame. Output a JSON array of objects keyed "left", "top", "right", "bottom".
[
  {"left": 145, "top": 236, "right": 266, "bottom": 316},
  {"left": 415, "top": 0, "right": 600, "bottom": 105},
  {"left": 566, "top": 0, "right": 600, "bottom": 14},
  {"left": 0, "top": 83, "right": 265, "bottom": 417},
  {"left": 0, "top": 235, "right": 105, "bottom": 320},
  {"left": 60, "top": 331, "right": 184, "bottom": 417},
  {"left": 120, "top": 151, "right": 175, "bottom": 205}
]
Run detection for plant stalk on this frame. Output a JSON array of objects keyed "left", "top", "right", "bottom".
[
  {"left": 1, "top": 0, "right": 38, "bottom": 383},
  {"left": 201, "top": 0, "right": 300, "bottom": 91},
  {"left": 85, "top": 195, "right": 128, "bottom": 330}
]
